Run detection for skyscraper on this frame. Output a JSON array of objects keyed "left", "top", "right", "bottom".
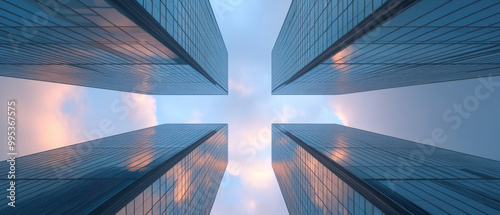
[
  {"left": 0, "top": 0, "right": 227, "bottom": 95},
  {"left": 0, "top": 124, "right": 228, "bottom": 214},
  {"left": 272, "top": 0, "right": 500, "bottom": 95},
  {"left": 273, "top": 124, "right": 500, "bottom": 214}
]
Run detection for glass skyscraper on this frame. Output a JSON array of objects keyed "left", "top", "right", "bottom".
[
  {"left": 0, "top": 0, "right": 227, "bottom": 95},
  {"left": 273, "top": 124, "right": 500, "bottom": 214},
  {"left": 272, "top": 0, "right": 500, "bottom": 95},
  {"left": 0, "top": 124, "right": 228, "bottom": 214}
]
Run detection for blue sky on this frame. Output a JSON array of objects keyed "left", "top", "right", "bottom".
[{"left": 1, "top": 0, "right": 500, "bottom": 214}]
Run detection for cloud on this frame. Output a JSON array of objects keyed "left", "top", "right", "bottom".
[
  {"left": 73, "top": 90, "right": 158, "bottom": 144},
  {"left": 229, "top": 78, "right": 253, "bottom": 96},
  {"left": 212, "top": 158, "right": 288, "bottom": 215},
  {"left": 0, "top": 77, "right": 159, "bottom": 160},
  {"left": 331, "top": 101, "right": 350, "bottom": 125},
  {"left": 272, "top": 105, "right": 297, "bottom": 123},
  {"left": 0, "top": 77, "right": 86, "bottom": 159},
  {"left": 239, "top": 159, "right": 275, "bottom": 190},
  {"left": 213, "top": 117, "right": 288, "bottom": 215},
  {"left": 127, "top": 93, "right": 158, "bottom": 127},
  {"left": 271, "top": 96, "right": 343, "bottom": 124},
  {"left": 188, "top": 110, "right": 203, "bottom": 123}
]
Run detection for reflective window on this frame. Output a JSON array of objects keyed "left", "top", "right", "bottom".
[
  {"left": 0, "top": 124, "right": 228, "bottom": 214},
  {"left": 272, "top": 0, "right": 500, "bottom": 94},
  {"left": 0, "top": 0, "right": 227, "bottom": 94},
  {"left": 272, "top": 124, "right": 500, "bottom": 214}
]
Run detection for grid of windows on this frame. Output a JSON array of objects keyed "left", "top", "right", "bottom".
[
  {"left": 116, "top": 125, "right": 227, "bottom": 215},
  {"left": 272, "top": 124, "right": 500, "bottom": 214},
  {"left": 272, "top": 0, "right": 389, "bottom": 93},
  {"left": 272, "top": 0, "right": 500, "bottom": 95},
  {"left": 0, "top": 124, "right": 228, "bottom": 214},
  {"left": 273, "top": 125, "right": 384, "bottom": 215},
  {"left": 0, "top": 0, "right": 227, "bottom": 94},
  {"left": 135, "top": 0, "right": 228, "bottom": 91}
]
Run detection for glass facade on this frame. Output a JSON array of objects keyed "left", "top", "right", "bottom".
[
  {"left": 273, "top": 128, "right": 385, "bottom": 214},
  {"left": 272, "top": 0, "right": 500, "bottom": 95},
  {"left": 273, "top": 124, "right": 500, "bottom": 214},
  {"left": 0, "top": 124, "right": 228, "bottom": 214},
  {"left": 0, "top": 0, "right": 227, "bottom": 95}
]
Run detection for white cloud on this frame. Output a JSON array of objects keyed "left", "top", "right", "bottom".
[
  {"left": 0, "top": 77, "right": 158, "bottom": 159},
  {"left": 229, "top": 78, "right": 253, "bottom": 96},
  {"left": 239, "top": 159, "right": 275, "bottom": 190},
  {"left": 125, "top": 93, "right": 158, "bottom": 127},
  {"left": 0, "top": 77, "right": 86, "bottom": 159}
]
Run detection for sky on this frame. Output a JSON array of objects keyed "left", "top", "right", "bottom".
[{"left": 1, "top": 0, "right": 500, "bottom": 214}]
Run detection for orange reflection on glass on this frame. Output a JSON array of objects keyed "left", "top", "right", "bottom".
[
  {"left": 297, "top": 146, "right": 328, "bottom": 213},
  {"left": 128, "top": 43, "right": 157, "bottom": 58},
  {"left": 331, "top": 46, "right": 355, "bottom": 70},
  {"left": 331, "top": 148, "right": 346, "bottom": 162},
  {"left": 331, "top": 46, "right": 356, "bottom": 86},
  {"left": 126, "top": 129, "right": 156, "bottom": 171},
  {"left": 126, "top": 152, "right": 154, "bottom": 171},
  {"left": 174, "top": 166, "right": 192, "bottom": 203},
  {"left": 330, "top": 137, "right": 347, "bottom": 163}
]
